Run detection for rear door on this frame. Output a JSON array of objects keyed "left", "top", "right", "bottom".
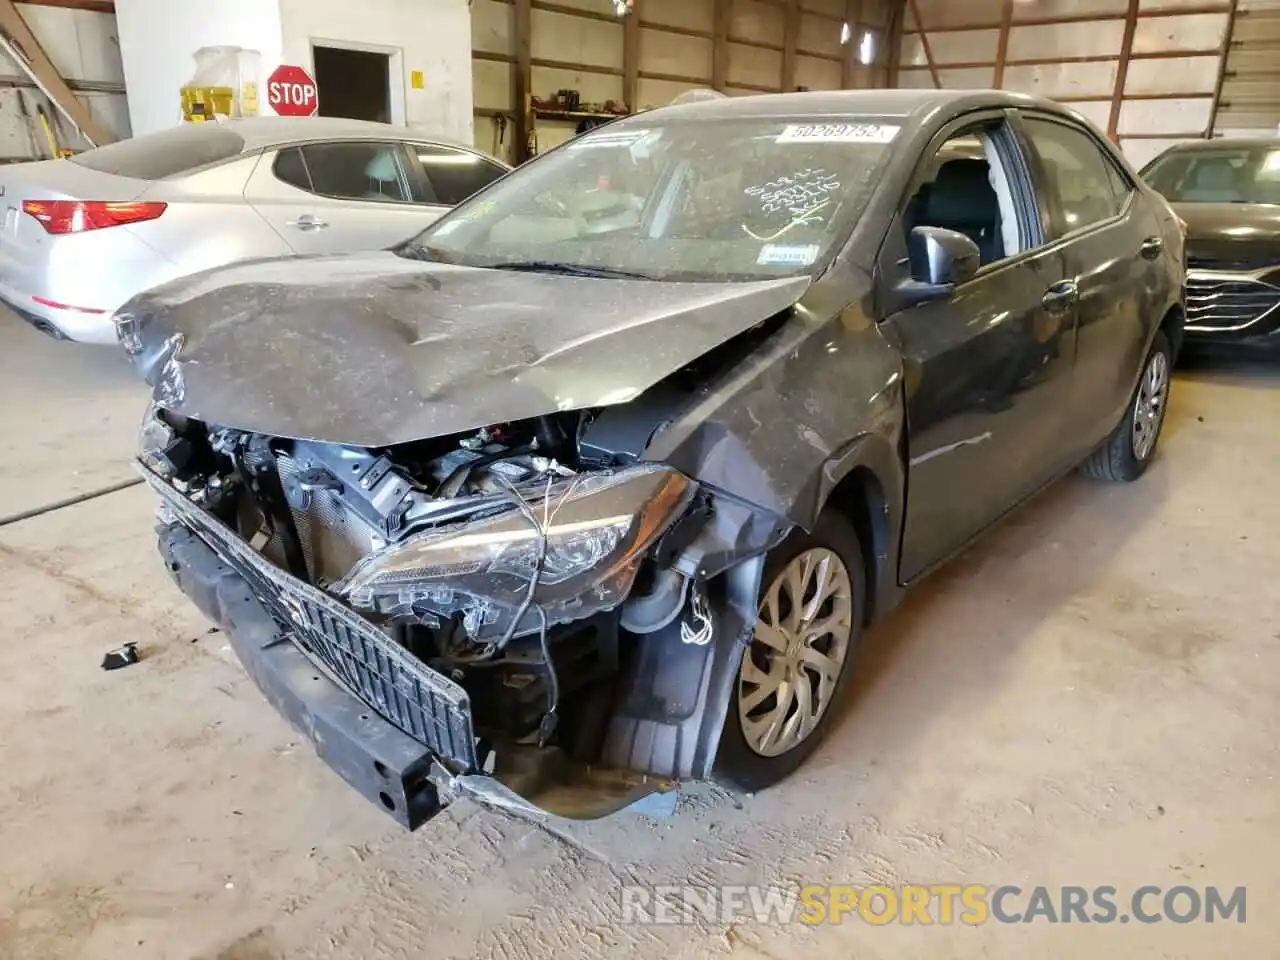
[
  {"left": 1014, "top": 112, "right": 1163, "bottom": 447},
  {"left": 246, "top": 140, "right": 447, "bottom": 254},
  {"left": 879, "top": 111, "right": 1077, "bottom": 580}
]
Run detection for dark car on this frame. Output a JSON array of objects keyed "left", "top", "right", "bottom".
[
  {"left": 117, "top": 89, "right": 1184, "bottom": 829},
  {"left": 1142, "top": 139, "right": 1280, "bottom": 345}
]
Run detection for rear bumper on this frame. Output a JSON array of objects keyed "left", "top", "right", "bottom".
[
  {"left": 0, "top": 288, "right": 115, "bottom": 343},
  {"left": 159, "top": 523, "right": 449, "bottom": 828}
]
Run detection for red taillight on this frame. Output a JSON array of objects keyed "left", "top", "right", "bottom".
[{"left": 21, "top": 200, "right": 167, "bottom": 235}]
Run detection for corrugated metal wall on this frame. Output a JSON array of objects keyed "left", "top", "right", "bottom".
[
  {"left": 1215, "top": 0, "right": 1280, "bottom": 136},
  {"left": 0, "top": 3, "right": 129, "bottom": 161},
  {"left": 473, "top": 0, "right": 897, "bottom": 163},
  {"left": 900, "top": 0, "right": 1235, "bottom": 167}
]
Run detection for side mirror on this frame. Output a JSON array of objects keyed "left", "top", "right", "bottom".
[
  {"left": 895, "top": 225, "right": 981, "bottom": 309},
  {"left": 909, "top": 225, "right": 980, "bottom": 286}
]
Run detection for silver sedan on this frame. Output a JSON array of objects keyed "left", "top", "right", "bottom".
[{"left": 0, "top": 117, "right": 510, "bottom": 343}]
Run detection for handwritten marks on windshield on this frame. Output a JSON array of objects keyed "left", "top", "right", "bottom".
[{"left": 742, "top": 168, "right": 841, "bottom": 242}]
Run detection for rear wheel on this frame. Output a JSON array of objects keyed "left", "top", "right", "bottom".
[
  {"left": 716, "top": 510, "right": 865, "bottom": 792},
  {"left": 1080, "top": 330, "right": 1172, "bottom": 482}
]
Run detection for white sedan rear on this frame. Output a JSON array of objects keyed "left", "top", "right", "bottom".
[{"left": 0, "top": 117, "right": 509, "bottom": 343}]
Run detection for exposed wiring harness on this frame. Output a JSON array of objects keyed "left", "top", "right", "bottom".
[{"left": 493, "top": 472, "right": 585, "bottom": 745}]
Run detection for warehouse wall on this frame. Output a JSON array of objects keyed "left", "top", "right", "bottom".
[
  {"left": 279, "top": 0, "right": 475, "bottom": 144},
  {"left": 1215, "top": 0, "right": 1280, "bottom": 137},
  {"left": 118, "top": 0, "right": 473, "bottom": 144},
  {"left": 899, "top": 0, "right": 1235, "bottom": 167},
  {"left": 116, "top": 0, "right": 283, "bottom": 137},
  {"left": 0, "top": 2, "right": 129, "bottom": 159},
  {"left": 475, "top": 0, "right": 897, "bottom": 164}
]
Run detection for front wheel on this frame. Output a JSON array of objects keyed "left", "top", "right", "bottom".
[
  {"left": 715, "top": 509, "right": 866, "bottom": 792},
  {"left": 1080, "top": 330, "right": 1173, "bottom": 482}
]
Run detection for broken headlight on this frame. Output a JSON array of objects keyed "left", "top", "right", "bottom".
[
  {"left": 337, "top": 464, "right": 696, "bottom": 643},
  {"left": 138, "top": 402, "right": 177, "bottom": 477}
]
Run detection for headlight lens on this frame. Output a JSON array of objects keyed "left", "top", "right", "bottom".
[{"left": 338, "top": 464, "right": 695, "bottom": 643}]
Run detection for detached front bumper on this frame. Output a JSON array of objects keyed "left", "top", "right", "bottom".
[{"left": 160, "top": 523, "right": 453, "bottom": 828}]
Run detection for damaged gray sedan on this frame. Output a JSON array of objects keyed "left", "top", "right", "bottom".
[{"left": 118, "top": 89, "right": 1184, "bottom": 827}]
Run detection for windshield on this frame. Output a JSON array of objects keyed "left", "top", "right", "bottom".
[
  {"left": 400, "top": 117, "right": 898, "bottom": 281},
  {"left": 1142, "top": 145, "right": 1280, "bottom": 204}
]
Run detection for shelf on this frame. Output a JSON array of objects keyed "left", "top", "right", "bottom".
[{"left": 532, "top": 107, "right": 628, "bottom": 122}]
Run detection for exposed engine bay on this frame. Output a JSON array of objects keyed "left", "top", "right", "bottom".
[{"left": 141, "top": 405, "right": 721, "bottom": 768}]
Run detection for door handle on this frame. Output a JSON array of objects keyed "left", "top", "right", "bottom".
[
  {"left": 287, "top": 214, "right": 329, "bottom": 231},
  {"left": 1140, "top": 236, "right": 1163, "bottom": 259},
  {"left": 1041, "top": 280, "right": 1078, "bottom": 314}
]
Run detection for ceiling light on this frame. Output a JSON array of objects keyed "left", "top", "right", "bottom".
[
  {"left": 840, "top": 21, "right": 851, "bottom": 44},
  {"left": 858, "top": 30, "right": 876, "bottom": 65}
]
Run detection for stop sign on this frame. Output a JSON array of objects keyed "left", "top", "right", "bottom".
[{"left": 267, "top": 64, "right": 318, "bottom": 117}]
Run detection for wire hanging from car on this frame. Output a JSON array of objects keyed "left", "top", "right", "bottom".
[{"left": 495, "top": 473, "right": 562, "bottom": 745}]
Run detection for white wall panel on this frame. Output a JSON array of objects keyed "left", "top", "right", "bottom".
[
  {"left": 1121, "top": 137, "right": 1188, "bottom": 168},
  {"left": 910, "top": 0, "right": 1000, "bottom": 29},
  {"left": 531, "top": 10, "right": 624, "bottom": 69},
  {"left": 472, "top": 59, "right": 511, "bottom": 110},
  {"left": 901, "top": 29, "right": 999, "bottom": 67},
  {"left": 117, "top": 0, "right": 283, "bottom": 137},
  {"left": 796, "top": 54, "right": 842, "bottom": 89},
  {"left": 898, "top": 66, "right": 994, "bottom": 88},
  {"left": 798, "top": 14, "right": 844, "bottom": 58},
  {"left": 1118, "top": 96, "right": 1213, "bottom": 134},
  {"left": 471, "top": 0, "right": 511, "bottom": 55},
  {"left": 801, "top": 0, "right": 845, "bottom": 19},
  {"left": 1125, "top": 55, "right": 1219, "bottom": 95},
  {"left": 1132, "top": 13, "right": 1228, "bottom": 52},
  {"left": 731, "top": 0, "right": 786, "bottom": 42},
  {"left": 1007, "top": 21, "right": 1125, "bottom": 60},
  {"left": 1012, "top": 0, "right": 1129, "bottom": 17},
  {"left": 727, "top": 41, "right": 782, "bottom": 88},
  {"left": 1004, "top": 62, "right": 1119, "bottom": 99},
  {"left": 637, "top": 75, "right": 701, "bottom": 108},
  {"left": 530, "top": 64, "right": 622, "bottom": 103},
  {"left": 640, "top": 28, "right": 712, "bottom": 78},
  {"left": 1140, "top": 0, "right": 1225, "bottom": 9},
  {"left": 17, "top": 6, "right": 124, "bottom": 83},
  {"left": 642, "top": 0, "right": 714, "bottom": 34},
  {"left": 1065, "top": 100, "right": 1113, "bottom": 132}
]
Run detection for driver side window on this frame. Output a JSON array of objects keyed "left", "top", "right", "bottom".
[{"left": 903, "top": 125, "right": 1027, "bottom": 269}]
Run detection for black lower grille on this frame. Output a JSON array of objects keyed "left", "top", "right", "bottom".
[
  {"left": 141, "top": 467, "right": 477, "bottom": 771},
  {"left": 1185, "top": 274, "right": 1280, "bottom": 331}
]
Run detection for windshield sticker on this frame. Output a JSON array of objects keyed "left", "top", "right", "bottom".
[
  {"left": 757, "top": 243, "right": 820, "bottom": 267},
  {"left": 741, "top": 168, "right": 841, "bottom": 241},
  {"left": 568, "top": 128, "right": 652, "bottom": 149},
  {"left": 776, "top": 122, "right": 899, "bottom": 144}
]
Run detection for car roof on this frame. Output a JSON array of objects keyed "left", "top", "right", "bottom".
[
  {"left": 209, "top": 116, "right": 479, "bottom": 154},
  {"left": 628, "top": 88, "right": 1076, "bottom": 126}
]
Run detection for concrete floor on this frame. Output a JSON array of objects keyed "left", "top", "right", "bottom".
[{"left": 0, "top": 309, "right": 1277, "bottom": 959}]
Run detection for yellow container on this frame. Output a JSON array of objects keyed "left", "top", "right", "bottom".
[{"left": 181, "top": 85, "right": 234, "bottom": 123}]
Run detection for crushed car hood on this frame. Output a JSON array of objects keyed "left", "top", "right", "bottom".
[{"left": 117, "top": 253, "right": 811, "bottom": 447}]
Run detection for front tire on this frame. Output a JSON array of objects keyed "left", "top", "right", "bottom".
[
  {"left": 1080, "top": 330, "right": 1172, "bottom": 482},
  {"left": 716, "top": 509, "right": 866, "bottom": 792}
]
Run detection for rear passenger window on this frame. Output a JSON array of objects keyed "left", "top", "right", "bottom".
[
  {"left": 1023, "top": 118, "right": 1123, "bottom": 235},
  {"left": 273, "top": 147, "right": 312, "bottom": 192},
  {"left": 408, "top": 144, "right": 506, "bottom": 205},
  {"left": 296, "top": 142, "right": 413, "bottom": 202}
]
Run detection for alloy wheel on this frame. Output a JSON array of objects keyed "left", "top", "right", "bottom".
[
  {"left": 1131, "top": 348, "right": 1170, "bottom": 462},
  {"left": 738, "top": 547, "right": 854, "bottom": 758}
]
